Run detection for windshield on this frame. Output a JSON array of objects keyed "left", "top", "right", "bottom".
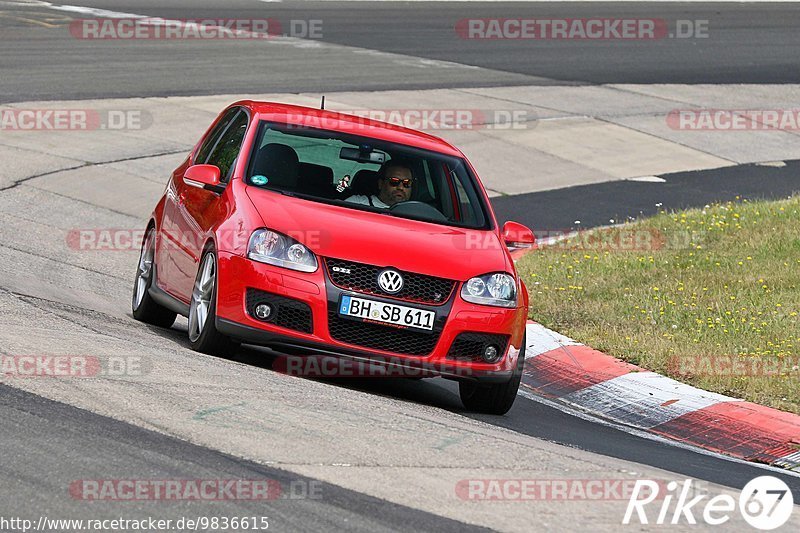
[{"left": 245, "top": 121, "right": 491, "bottom": 229}]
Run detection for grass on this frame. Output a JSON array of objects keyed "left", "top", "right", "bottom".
[{"left": 516, "top": 195, "right": 800, "bottom": 414}]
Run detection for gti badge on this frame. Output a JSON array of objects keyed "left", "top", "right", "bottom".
[{"left": 377, "top": 269, "right": 404, "bottom": 294}]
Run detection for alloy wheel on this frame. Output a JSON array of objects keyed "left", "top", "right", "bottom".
[
  {"left": 188, "top": 253, "right": 215, "bottom": 342},
  {"left": 133, "top": 230, "right": 155, "bottom": 311}
]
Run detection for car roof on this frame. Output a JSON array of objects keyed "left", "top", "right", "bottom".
[{"left": 237, "top": 101, "right": 464, "bottom": 157}]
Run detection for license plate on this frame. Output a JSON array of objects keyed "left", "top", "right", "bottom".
[{"left": 338, "top": 295, "right": 435, "bottom": 331}]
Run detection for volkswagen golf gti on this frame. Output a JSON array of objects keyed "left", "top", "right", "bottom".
[{"left": 132, "top": 101, "right": 535, "bottom": 414}]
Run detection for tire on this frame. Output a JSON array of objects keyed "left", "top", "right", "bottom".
[
  {"left": 132, "top": 227, "right": 177, "bottom": 328},
  {"left": 459, "top": 333, "right": 526, "bottom": 415},
  {"left": 188, "top": 248, "right": 239, "bottom": 356}
]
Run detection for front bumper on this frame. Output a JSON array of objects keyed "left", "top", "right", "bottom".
[{"left": 215, "top": 252, "right": 527, "bottom": 382}]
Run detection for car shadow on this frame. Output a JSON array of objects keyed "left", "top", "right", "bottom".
[
  {"left": 142, "top": 319, "right": 474, "bottom": 414},
  {"left": 231, "top": 342, "right": 465, "bottom": 412}
]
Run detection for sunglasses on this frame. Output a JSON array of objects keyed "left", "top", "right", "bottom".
[{"left": 386, "top": 177, "right": 413, "bottom": 188}]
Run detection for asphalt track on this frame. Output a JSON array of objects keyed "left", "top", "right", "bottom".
[
  {"left": 0, "top": 384, "right": 486, "bottom": 532},
  {"left": 2, "top": 0, "right": 800, "bottom": 530},
  {"left": 491, "top": 159, "right": 800, "bottom": 230},
  {"left": 2, "top": 1, "right": 800, "bottom": 102}
]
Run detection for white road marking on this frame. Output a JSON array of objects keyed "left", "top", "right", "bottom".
[
  {"left": 38, "top": 3, "right": 142, "bottom": 18},
  {"left": 563, "top": 371, "right": 736, "bottom": 428},
  {"left": 21, "top": 0, "right": 484, "bottom": 69},
  {"left": 773, "top": 450, "right": 800, "bottom": 470},
  {"left": 628, "top": 175, "right": 667, "bottom": 183},
  {"left": 517, "top": 387, "right": 800, "bottom": 479},
  {"left": 0, "top": 0, "right": 51, "bottom": 5},
  {"left": 525, "top": 321, "right": 582, "bottom": 359}
]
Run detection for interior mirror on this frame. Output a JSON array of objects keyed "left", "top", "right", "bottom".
[
  {"left": 184, "top": 165, "right": 224, "bottom": 193},
  {"left": 502, "top": 221, "right": 536, "bottom": 249},
  {"left": 340, "top": 146, "right": 387, "bottom": 164}
]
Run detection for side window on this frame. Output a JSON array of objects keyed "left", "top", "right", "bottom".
[
  {"left": 434, "top": 162, "right": 481, "bottom": 226},
  {"left": 206, "top": 110, "right": 249, "bottom": 183},
  {"left": 453, "top": 177, "right": 477, "bottom": 225},
  {"left": 195, "top": 108, "right": 240, "bottom": 166}
]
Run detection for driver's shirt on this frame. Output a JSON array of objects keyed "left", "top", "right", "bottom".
[{"left": 344, "top": 194, "right": 390, "bottom": 209}]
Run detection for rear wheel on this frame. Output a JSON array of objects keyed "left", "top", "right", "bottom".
[
  {"left": 132, "top": 227, "right": 177, "bottom": 328},
  {"left": 459, "top": 333, "right": 526, "bottom": 415},
  {"left": 188, "top": 249, "right": 238, "bottom": 356}
]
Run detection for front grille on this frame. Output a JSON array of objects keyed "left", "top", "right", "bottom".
[
  {"left": 246, "top": 288, "right": 313, "bottom": 334},
  {"left": 447, "top": 332, "right": 510, "bottom": 362},
  {"left": 325, "top": 258, "right": 456, "bottom": 305},
  {"left": 327, "top": 307, "right": 441, "bottom": 356}
]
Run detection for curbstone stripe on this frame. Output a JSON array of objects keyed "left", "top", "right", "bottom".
[{"left": 522, "top": 320, "right": 800, "bottom": 470}]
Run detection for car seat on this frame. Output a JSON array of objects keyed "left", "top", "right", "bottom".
[
  {"left": 299, "top": 162, "right": 335, "bottom": 198},
  {"left": 251, "top": 143, "right": 300, "bottom": 189},
  {"left": 346, "top": 169, "right": 380, "bottom": 198}
]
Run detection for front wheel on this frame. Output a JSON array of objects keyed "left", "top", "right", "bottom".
[
  {"left": 459, "top": 333, "right": 526, "bottom": 415},
  {"left": 132, "top": 227, "right": 177, "bottom": 328},
  {"left": 188, "top": 249, "right": 238, "bottom": 356}
]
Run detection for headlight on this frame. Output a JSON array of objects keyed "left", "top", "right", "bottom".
[
  {"left": 461, "top": 273, "right": 517, "bottom": 308},
  {"left": 247, "top": 229, "right": 318, "bottom": 273}
]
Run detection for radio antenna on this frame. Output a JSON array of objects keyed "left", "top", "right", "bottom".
[{"left": 320, "top": 95, "right": 325, "bottom": 110}]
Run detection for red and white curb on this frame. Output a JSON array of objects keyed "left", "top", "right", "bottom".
[{"left": 522, "top": 320, "right": 800, "bottom": 471}]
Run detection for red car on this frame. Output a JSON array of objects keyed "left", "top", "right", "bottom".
[{"left": 132, "top": 101, "right": 535, "bottom": 414}]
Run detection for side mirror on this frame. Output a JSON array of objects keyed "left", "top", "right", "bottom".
[
  {"left": 502, "top": 221, "right": 536, "bottom": 250},
  {"left": 183, "top": 165, "right": 224, "bottom": 194}
]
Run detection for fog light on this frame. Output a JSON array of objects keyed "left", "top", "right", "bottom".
[
  {"left": 254, "top": 304, "right": 273, "bottom": 320},
  {"left": 483, "top": 344, "right": 501, "bottom": 363}
]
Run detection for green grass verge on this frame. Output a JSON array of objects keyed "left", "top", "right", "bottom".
[{"left": 516, "top": 195, "right": 800, "bottom": 414}]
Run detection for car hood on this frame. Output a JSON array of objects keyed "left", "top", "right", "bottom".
[{"left": 244, "top": 187, "right": 512, "bottom": 280}]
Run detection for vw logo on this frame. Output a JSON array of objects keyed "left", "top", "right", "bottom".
[{"left": 377, "top": 269, "right": 404, "bottom": 294}]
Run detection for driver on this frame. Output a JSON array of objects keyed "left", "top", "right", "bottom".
[{"left": 346, "top": 160, "right": 414, "bottom": 208}]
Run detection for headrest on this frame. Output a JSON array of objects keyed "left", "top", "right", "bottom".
[
  {"left": 252, "top": 143, "right": 300, "bottom": 188},
  {"left": 299, "top": 162, "right": 335, "bottom": 197},
  {"left": 299, "top": 162, "right": 333, "bottom": 187},
  {"left": 351, "top": 169, "right": 380, "bottom": 195}
]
